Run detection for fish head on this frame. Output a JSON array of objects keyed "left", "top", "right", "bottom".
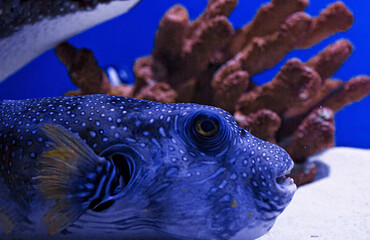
[
  {"left": 17, "top": 96, "right": 295, "bottom": 239},
  {"left": 100, "top": 103, "right": 296, "bottom": 239}
]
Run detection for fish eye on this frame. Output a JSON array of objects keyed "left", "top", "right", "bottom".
[
  {"left": 184, "top": 111, "right": 230, "bottom": 153},
  {"left": 194, "top": 114, "right": 219, "bottom": 137}
]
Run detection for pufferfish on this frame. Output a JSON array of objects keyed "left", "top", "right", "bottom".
[
  {"left": 0, "top": 95, "right": 296, "bottom": 239},
  {"left": 0, "top": 0, "right": 141, "bottom": 82}
]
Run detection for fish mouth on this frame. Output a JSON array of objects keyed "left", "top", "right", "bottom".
[{"left": 275, "top": 164, "right": 296, "bottom": 193}]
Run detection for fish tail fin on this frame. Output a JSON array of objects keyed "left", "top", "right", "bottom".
[{"left": 35, "top": 124, "right": 107, "bottom": 234}]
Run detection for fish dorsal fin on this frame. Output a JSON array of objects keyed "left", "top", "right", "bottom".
[{"left": 35, "top": 124, "right": 108, "bottom": 234}]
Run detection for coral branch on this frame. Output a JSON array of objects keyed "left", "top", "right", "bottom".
[
  {"left": 285, "top": 107, "right": 335, "bottom": 162},
  {"left": 212, "top": 70, "right": 249, "bottom": 113},
  {"left": 133, "top": 56, "right": 153, "bottom": 94},
  {"left": 234, "top": 110, "right": 281, "bottom": 144},
  {"left": 56, "top": 42, "right": 105, "bottom": 95},
  {"left": 56, "top": 42, "right": 133, "bottom": 97},
  {"left": 135, "top": 82, "right": 178, "bottom": 103},
  {"left": 296, "top": 2, "right": 354, "bottom": 48},
  {"left": 189, "top": 0, "right": 237, "bottom": 35},
  {"left": 183, "top": 16, "right": 234, "bottom": 77},
  {"left": 237, "top": 59, "right": 322, "bottom": 116},
  {"left": 58, "top": 0, "right": 370, "bottom": 186},
  {"left": 306, "top": 39, "right": 353, "bottom": 80},
  {"left": 320, "top": 76, "right": 370, "bottom": 112},
  {"left": 228, "top": 0, "right": 309, "bottom": 56},
  {"left": 218, "top": 12, "right": 313, "bottom": 78},
  {"left": 223, "top": 2, "right": 354, "bottom": 76},
  {"left": 201, "top": 0, "right": 237, "bottom": 18},
  {"left": 152, "top": 5, "right": 189, "bottom": 80}
]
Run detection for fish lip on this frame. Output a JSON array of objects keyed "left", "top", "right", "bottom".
[
  {"left": 253, "top": 162, "right": 296, "bottom": 213},
  {"left": 274, "top": 162, "right": 297, "bottom": 194}
]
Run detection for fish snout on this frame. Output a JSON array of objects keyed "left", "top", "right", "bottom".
[{"left": 244, "top": 139, "right": 296, "bottom": 210}]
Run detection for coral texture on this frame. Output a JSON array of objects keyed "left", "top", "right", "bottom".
[{"left": 56, "top": 0, "right": 370, "bottom": 186}]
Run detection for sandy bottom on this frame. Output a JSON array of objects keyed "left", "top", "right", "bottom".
[{"left": 258, "top": 147, "right": 370, "bottom": 240}]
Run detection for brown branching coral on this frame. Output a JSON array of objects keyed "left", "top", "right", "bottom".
[
  {"left": 56, "top": 0, "right": 370, "bottom": 186},
  {"left": 56, "top": 42, "right": 133, "bottom": 97}
]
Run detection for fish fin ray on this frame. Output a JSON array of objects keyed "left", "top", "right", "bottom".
[
  {"left": 36, "top": 124, "right": 106, "bottom": 234},
  {"left": 42, "top": 199, "right": 88, "bottom": 235}
]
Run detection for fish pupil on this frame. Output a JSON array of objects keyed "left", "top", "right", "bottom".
[
  {"left": 194, "top": 114, "right": 219, "bottom": 137},
  {"left": 201, "top": 120, "right": 215, "bottom": 132}
]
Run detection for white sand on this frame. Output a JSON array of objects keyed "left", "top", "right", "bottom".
[{"left": 258, "top": 147, "right": 370, "bottom": 240}]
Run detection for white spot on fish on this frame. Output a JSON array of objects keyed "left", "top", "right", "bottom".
[{"left": 159, "top": 127, "right": 166, "bottom": 137}]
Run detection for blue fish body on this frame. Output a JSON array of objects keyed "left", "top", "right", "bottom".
[{"left": 0, "top": 95, "right": 296, "bottom": 239}]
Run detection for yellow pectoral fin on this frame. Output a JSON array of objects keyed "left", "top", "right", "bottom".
[{"left": 36, "top": 124, "right": 107, "bottom": 234}]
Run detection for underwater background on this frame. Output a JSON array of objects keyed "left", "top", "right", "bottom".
[{"left": 0, "top": 0, "right": 369, "bottom": 148}]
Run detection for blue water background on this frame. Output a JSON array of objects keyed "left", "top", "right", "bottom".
[{"left": 0, "top": 0, "right": 369, "bottom": 148}]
